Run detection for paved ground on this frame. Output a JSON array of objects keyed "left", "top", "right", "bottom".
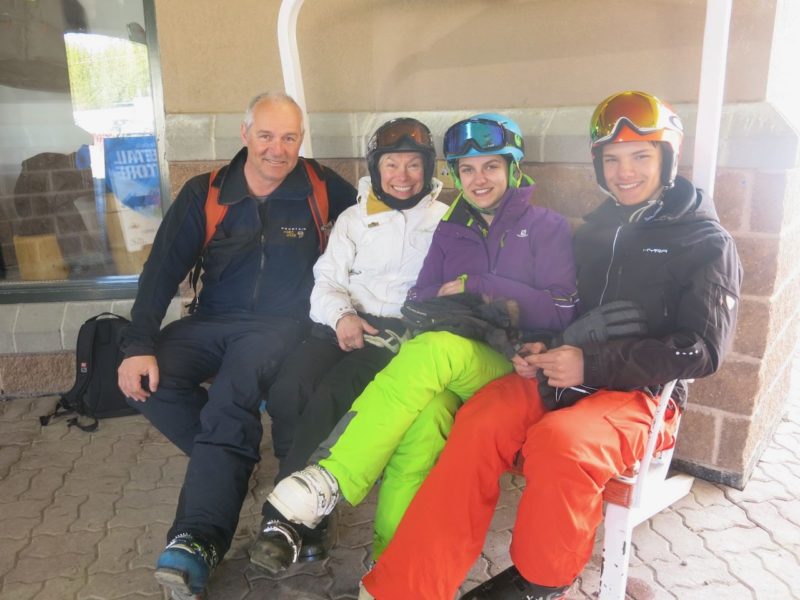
[{"left": 1, "top": 384, "right": 798, "bottom": 600}]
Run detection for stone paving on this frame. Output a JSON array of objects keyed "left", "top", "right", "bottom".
[{"left": 1, "top": 389, "right": 799, "bottom": 600}]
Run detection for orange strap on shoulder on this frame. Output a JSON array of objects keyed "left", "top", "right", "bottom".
[
  {"left": 204, "top": 169, "right": 227, "bottom": 248},
  {"left": 204, "top": 162, "right": 329, "bottom": 251},
  {"left": 303, "top": 159, "right": 330, "bottom": 252}
]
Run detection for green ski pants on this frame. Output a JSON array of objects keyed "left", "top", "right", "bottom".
[{"left": 315, "top": 331, "right": 511, "bottom": 556}]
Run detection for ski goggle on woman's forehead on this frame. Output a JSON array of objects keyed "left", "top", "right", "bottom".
[
  {"left": 590, "top": 91, "right": 682, "bottom": 144},
  {"left": 371, "top": 118, "right": 433, "bottom": 150},
  {"left": 443, "top": 118, "right": 524, "bottom": 157}
]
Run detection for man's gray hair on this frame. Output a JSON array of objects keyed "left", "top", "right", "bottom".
[{"left": 243, "top": 92, "right": 304, "bottom": 133}]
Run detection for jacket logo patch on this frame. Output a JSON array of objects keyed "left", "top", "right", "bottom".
[
  {"left": 282, "top": 226, "right": 307, "bottom": 239},
  {"left": 516, "top": 229, "right": 529, "bottom": 238},
  {"left": 642, "top": 247, "right": 668, "bottom": 254}
]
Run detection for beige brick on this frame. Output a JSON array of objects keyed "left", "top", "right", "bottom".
[
  {"left": 780, "top": 169, "right": 800, "bottom": 232},
  {"left": 317, "top": 158, "right": 359, "bottom": 187},
  {"left": 0, "top": 419, "right": 41, "bottom": 437},
  {"left": 0, "top": 399, "right": 37, "bottom": 421},
  {"left": 15, "top": 439, "right": 86, "bottom": 470},
  {"left": 24, "top": 530, "right": 102, "bottom": 558},
  {"left": 0, "top": 581, "right": 42, "bottom": 600},
  {"left": 71, "top": 437, "right": 114, "bottom": 468},
  {"left": 107, "top": 503, "right": 175, "bottom": 528},
  {"left": 89, "top": 415, "right": 150, "bottom": 439},
  {"left": 20, "top": 466, "right": 69, "bottom": 501},
  {"left": 89, "top": 526, "right": 142, "bottom": 574},
  {"left": 158, "top": 455, "right": 189, "bottom": 487},
  {"left": 675, "top": 409, "right": 716, "bottom": 464},
  {"left": 33, "top": 577, "right": 87, "bottom": 600},
  {"left": 754, "top": 547, "right": 800, "bottom": 594},
  {"left": 525, "top": 163, "right": 600, "bottom": 218},
  {"left": 650, "top": 509, "right": 707, "bottom": 557},
  {"left": 6, "top": 553, "right": 92, "bottom": 584},
  {"left": 733, "top": 297, "right": 769, "bottom": 358},
  {"left": 167, "top": 160, "right": 227, "bottom": 200},
  {"left": 713, "top": 169, "right": 752, "bottom": 232},
  {"left": 684, "top": 479, "right": 728, "bottom": 507},
  {"left": 0, "top": 423, "right": 38, "bottom": 447},
  {"left": 776, "top": 224, "right": 800, "bottom": 285},
  {"left": 689, "top": 359, "right": 759, "bottom": 415},
  {"left": 72, "top": 492, "right": 120, "bottom": 532},
  {"left": 33, "top": 494, "right": 85, "bottom": 536},
  {"left": 116, "top": 487, "right": 178, "bottom": 510},
  {"left": 741, "top": 498, "right": 800, "bottom": 546},
  {"left": 0, "top": 470, "right": 35, "bottom": 502},
  {"left": 78, "top": 568, "right": 164, "bottom": 599},
  {"left": 681, "top": 502, "right": 754, "bottom": 532},
  {"left": 721, "top": 550, "right": 793, "bottom": 596},
  {"left": 0, "top": 516, "right": 40, "bottom": 540},
  {"left": 0, "top": 499, "right": 48, "bottom": 521},
  {"left": 726, "top": 474, "right": 792, "bottom": 503},
  {"left": 717, "top": 416, "right": 753, "bottom": 472},
  {"left": 750, "top": 171, "right": 787, "bottom": 233},
  {"left": 0, "top": 537, "right": 28, "bottom": 579},
  {"left": 58, "top": 472, "right": 127, "bottom": 496},
  {"left": 124, "top": 459, "right": 166, "bottom": 492},
  {"left": 108, "top": 435, "right": 149, "bottom": 464},
  {"left": 735, "top": 234, "right": 779, "bottom": 296},
  {"left": 0, "top": 353, "right": 73, "bottom": 397},
  {"left": 129, "top": 523, "right": 170, "bottom": 571},
  {"left": 67, "top": 461, "right": 129, "bottom": 481},
  {"left": 0, "top": 445, "right": 22, "bottom": 479},
  {"left": 640, "top": 554, "right": 738, "bottom": 591}
]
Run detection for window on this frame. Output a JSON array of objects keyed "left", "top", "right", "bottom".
[{"left": 0, "top": 0, "right": 165, "bottom": 301}]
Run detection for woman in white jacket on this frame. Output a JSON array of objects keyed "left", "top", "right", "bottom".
[{"left": 250, "top": 118, "right": 452, "bottom": 574}]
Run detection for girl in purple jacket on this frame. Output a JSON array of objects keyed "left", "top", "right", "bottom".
[{"left": 264, "top": 113, "right": 578, "bottom": 566}]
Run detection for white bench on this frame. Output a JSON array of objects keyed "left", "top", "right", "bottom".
[{"left": 598, "top": 379, "right": 695, "bottom": 599}]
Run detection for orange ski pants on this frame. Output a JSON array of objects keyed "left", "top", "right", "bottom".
[{"left": 363, "top": 372, "right": 678, "bottom": 600}]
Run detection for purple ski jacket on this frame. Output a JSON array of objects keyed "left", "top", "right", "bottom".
[{"left": 408, "top": 185, "right": 578, "bottom": 332}]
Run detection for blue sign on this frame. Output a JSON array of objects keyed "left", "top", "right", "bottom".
[{"left": 104, "top": 135, "right": 161, "bottom": 216}]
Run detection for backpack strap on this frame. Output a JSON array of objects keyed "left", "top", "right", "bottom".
[
  {"left": 303, "top": 158, "right": 330, "bottom": 252},
  {"left": 188, "top": 162, "right": 329, "bottom": 312},
  {"left": 204, "top": 169, "right": 227, "bottom": 247},
  {"left": 188, "top": 170, "right": 227, "bottom": 313}
]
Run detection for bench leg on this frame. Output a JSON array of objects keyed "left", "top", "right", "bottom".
[{"left": 599, "top": 502, "right": 634, "bottom": 600}]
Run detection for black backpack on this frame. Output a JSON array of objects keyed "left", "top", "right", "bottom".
[{"left": 40, "top": 312, "right": 137, "bottom": 432}]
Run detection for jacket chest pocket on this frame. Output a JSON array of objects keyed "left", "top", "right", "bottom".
[
  {"left": 621, "top": 268, "right": 679, "bottom": 336},
  {"left": 203, "top": 229, "right": 260, "bottom": 281}
]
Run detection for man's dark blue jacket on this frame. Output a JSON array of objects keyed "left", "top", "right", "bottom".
[{"left": 120, "top": 147, "right": 357, "bottom": 357}]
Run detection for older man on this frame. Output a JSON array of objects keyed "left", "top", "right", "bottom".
[{"left": 117, "top": 92, "right": 356, "bottom": 599}]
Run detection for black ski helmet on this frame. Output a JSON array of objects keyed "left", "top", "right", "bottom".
[{"left": 366, "top": 118, "right": 436, "bottom": 207}]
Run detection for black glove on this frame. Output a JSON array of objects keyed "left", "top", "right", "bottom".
[
  {"left": 557, "top": 300, "right": 648, "bottom": 347},
  {"left": 401, "top": 293, "right": 483, "bottom": 330},
  {"left": 401, "top": 294, "right": 519, "bottom": 358},
  {"left": 538, "top": 300, "right": 648, "bottom": 411}
]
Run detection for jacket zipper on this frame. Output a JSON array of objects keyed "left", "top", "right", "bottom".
[
  {"left": 491, "top": 230, "right": 508, "bottom": 274},
  {"left": 251, "top": 203, "right": 268, "bottom": 309},
  {"left": 599, "top": 225, "right": 622, "bottom": 304}
]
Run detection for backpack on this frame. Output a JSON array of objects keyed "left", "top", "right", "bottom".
[
  {"left": 189, "top": 157, "right": 330, "bottom": 312},
  {"left": 40, "top": 313, "right": 136, "bottom": 432}
]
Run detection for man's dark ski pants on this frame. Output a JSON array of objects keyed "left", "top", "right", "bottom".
[{"left": 126, "top": 312, "right": 306, "bottom": 557}]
